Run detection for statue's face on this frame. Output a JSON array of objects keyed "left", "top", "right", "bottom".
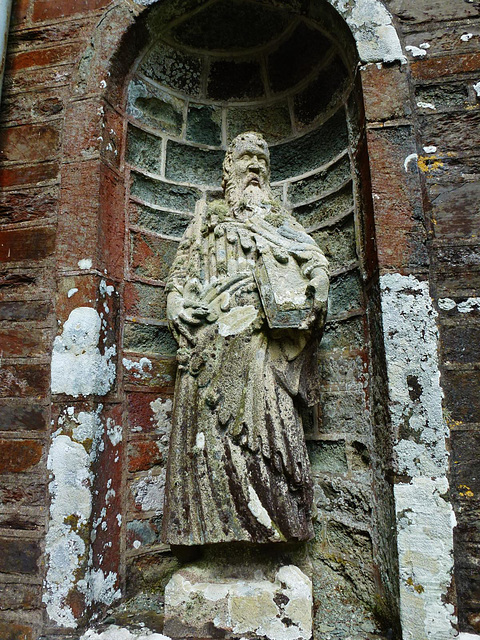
[{"left": 231, "top": 140, "right": 270, "bottom": 199}]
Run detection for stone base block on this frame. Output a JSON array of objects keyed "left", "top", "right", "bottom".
[{"left": 164, "top": 564, "right": 312, "bottom": 640}]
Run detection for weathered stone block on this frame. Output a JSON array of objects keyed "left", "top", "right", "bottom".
[
  {"left": 140, "top": 43, "right": 202, "bottom": 97},
  {"left": 308, "top": 440, "right": 348, "bottom": 473},
  {"left": 287, "top": 155, "right": 351, "bottom": 206},
  {"left": 227, "top": 102, "right": 291, "bottom": 143},
  {"left": 294, "top": 55, "right": 348, "bottom": 127},
  {"left": 187, "top": 104, "right": 222, "bottom": 146},
  {"left": 129, "top": 201, "right": 192, "bottom": 239},
  {"left": 0, "top": 620, "right": 34, "bottom": 640},
  {"left": 0, "top": 161, "right": 59, "bottom": 188},
  {"left": 361, "top": 63, "right": 411, "bottom": 122},
  {"left": 130, "top": 231, "right": 179, "bottom": 282},
  {"left": 0, "top": 402, "right": 48, "bottom": 432},
  {"left": 0, "top": 300, "right": 51, "bottom": 321},
  {"left": 328, "top": 270, "right": 363, "bottom": 318},
  {"left": 128, "top": 79, "right": 184, "bottom": 135},
  {"left": 164, "top": 564, "right": 312, "bottom": 640},
  {"left": 165, "top": 141, "right": 224, "bottom": 187},
  {"left": 130, "top": 173, "right": 201, "bottom": 212},
  {"left": 127, "top": 126, "right": 163, "bottom": 176},
  {"left": 122, "top": 354, "right": 176, "bottom": 392},
  {"left": 311, "top": 216, "right": 357, "bottom": 271},
  {"left": 0, "top": 537, "right": 41, "bottom": 574},
  {"left": 0, "top": 186, "right": 58, "bottom": 226},
  {"left": 33, "top": 0, "right": 111, "bottom": 21},
  {"left": 128, "top": 439, "right": 165, "bottom": 473},
  {"left": 270, "top": 111, "right": 348, "bottom": 181},
  {"left": 124, "top": 281, "right": 167, "bottom": 321},
  {"left": 0, "top": 363, "right": 49, "bottom": 398},
  {"left": 293, "top": 182, "right": 353, "bottom": 229},
  {"left": 123, "top": 323, "right": 177, "bottom": 356},
  {"left": 0, "top": 227, "right": 55, "bottom": 262},
  {"left": 0, "top": 440, "right": 43, "bottom": 474}
]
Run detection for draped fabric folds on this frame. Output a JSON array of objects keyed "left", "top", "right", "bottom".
[{"left": 162, "top": 200, "right": 328, "bottom": 545}]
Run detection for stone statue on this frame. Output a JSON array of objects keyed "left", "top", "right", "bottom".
[{"left": 162, "top": 132, "right": 329, "bottom": 547}]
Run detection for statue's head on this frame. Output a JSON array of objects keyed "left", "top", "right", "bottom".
[{"left": 222, "top": 132, "right": 273, "bottom": 207}]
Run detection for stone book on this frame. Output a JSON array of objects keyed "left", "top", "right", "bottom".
[{"left": 254, "top": 247, "right": 313, "bottom": 329}]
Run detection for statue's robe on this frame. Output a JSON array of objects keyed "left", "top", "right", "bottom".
[{"left": 162, "top": 199, "right": 328, "bottom": 545}]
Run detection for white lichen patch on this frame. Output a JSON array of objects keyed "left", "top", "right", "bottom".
[
  {"left": 106, "top": 418, "right": 122, "bottom": 446},
  {"left": 51, "top": 307, "right": 116, "bottom": 397},
  {"left": 406, "top": 44, "right": 427, "bottom": 57},
  {"left": 133, "top": 471, "right": 165, "bottom": 514},
  {"left": 473, "top": 81, "right": 480, "bottom": 98},
  {"left": 423, "top": 146, "right": 437, "bottom": 154},
  {"left": 78, "top": 258, "right": 93, "bottom": 270},
  {"left": 438, "top": 297, "right": 480, "bottom": 313},
  {"left": 329, "top": 0, "right": 406, "bottom": 64},
  {"left": 381, "top": 274, "right": 456, "bottom": 639},
  {"left": 79, "top": 624, "right": 170, "bottom": 640},
  {"left": 165, "top": 565, "right": 312, "bottom": 640},
  {"left": 404, "top": 153, "right": 418, "bottom": 172},
  {"left": 380, "top": 274, "right": 448, "bottom": 477},
  {"left": 99, "top": 279, "right": 115, "bottom": 296},
  {"left": 395, "top": 477, "right": 456, "bottom": 639},
  {"left": 78, "top": 568, "right": 121, "bottom": 608},
  {"left": 417, "top": 101, "right": 436, "bottom": 110},
  {"left": 122, "top": 357, "right": 152, "bottom": 379},
  {"left": 68, "top": 288, "right": 79, "bottom": 298},
  {"left": 44, "top": 434, "right": 92, "bottom": 627}
]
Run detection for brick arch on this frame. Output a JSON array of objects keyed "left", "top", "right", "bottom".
[{"left": 43, "top": 1, "right": 455, "bottom": 638}]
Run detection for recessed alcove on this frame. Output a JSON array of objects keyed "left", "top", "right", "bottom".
[{"left": 117, "top": 0, "right": 400, "bottom": 636}]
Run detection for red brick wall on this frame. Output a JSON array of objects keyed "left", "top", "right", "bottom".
[{"left": 0, "top": 0, "right": 478, "bottom": 637}]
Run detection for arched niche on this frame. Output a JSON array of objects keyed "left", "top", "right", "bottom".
[{"left": 112, "top": 1, "right": 401, "bottom": 637}]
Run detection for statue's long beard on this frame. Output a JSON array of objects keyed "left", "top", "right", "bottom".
[{"left": 225, "top": 179, "right": 275, "bottom": 211}]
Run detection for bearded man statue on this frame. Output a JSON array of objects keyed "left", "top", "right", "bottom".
[{"left": 162, "top": 132, "right": 329, "bottom": 547}]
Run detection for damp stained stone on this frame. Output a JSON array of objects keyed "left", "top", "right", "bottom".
[
  {"left": 227, "top": 101, "right": 292, "bottom": 143},
  {"left": 127, "top": 126, "right": 163, "bottom": 176},
  {"left": 294, "top": 55, "right": 349, "bottom": 127},
  {"left": 270, "top": 110, "right": 348, "bottom": 181},
  {"left": 169, "top": 0, "right": 290, "bottom": 51},
  {"left": 207, "top": 59, "right": 264, "bottom": 101},
  {"left": 125, "top": 281, "right": 167, "bottom": 321},
  {"left": 288, "top": 155, "right": 352, "bottom": 206},
  {"left": 130, "top": 232, "right": 179, "bottom": 282},
  {"left": 308, "top": 440, "right": 348, "bottom": 473},
  {"left": 130, "top": 201, "right": 193, "bottom": 239},
  {"left": 321, "top": 316, "right": 365, "bottom": 352},
  {"left": 124, "top": 323, "right": 177, "bottom": 356},
  {"left": 293, "top": 183, "right": 354, "bottom": 229},
  {"left": 186, "top": 104, "right": 222, "bottom": 146},
  {"left": 328, "top": 270, "right": 363, "bottom": 318},
  {"left": 127, "top": 79, "right": 184, "bottom": 134},
  {"left": 140, "top": 42, "right": 202, "bottom": 97},
  {"left": 165, "top": 141, "right": 224, "bottom": 187},
  {"left": 267, "top": 22, "right": 331, "bottom": 93},
  {"left": 130, "top": 173, "right": 201, "bottom": 212},
  {"left": 318, "top": 390, "right": 370, "bottom": 436},
  {"left": 311, "top": 215, "right": 357, "bottom": 271}
]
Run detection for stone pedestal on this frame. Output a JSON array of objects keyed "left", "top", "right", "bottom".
[{"left": 164, "top": 564, "right": 312, "bottom": 640}]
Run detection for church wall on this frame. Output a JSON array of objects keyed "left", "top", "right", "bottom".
[{"left": 0, "top": 0, "right": 478, "bottom": 639}]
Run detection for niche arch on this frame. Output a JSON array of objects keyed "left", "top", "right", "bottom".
[
  {"left": 116, "top": 1, "right": 401, "bottom": 637},
  {"left": 47, "top": 0, "right": 455, "bottom": 637}
]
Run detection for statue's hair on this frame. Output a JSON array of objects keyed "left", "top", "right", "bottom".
[{"left": 222, "top": 131, "right": 270, "bottom": 193}]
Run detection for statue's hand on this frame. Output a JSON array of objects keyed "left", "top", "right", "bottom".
[{"left": 307, "top": 267, "right": 329, "bottom": 307}]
